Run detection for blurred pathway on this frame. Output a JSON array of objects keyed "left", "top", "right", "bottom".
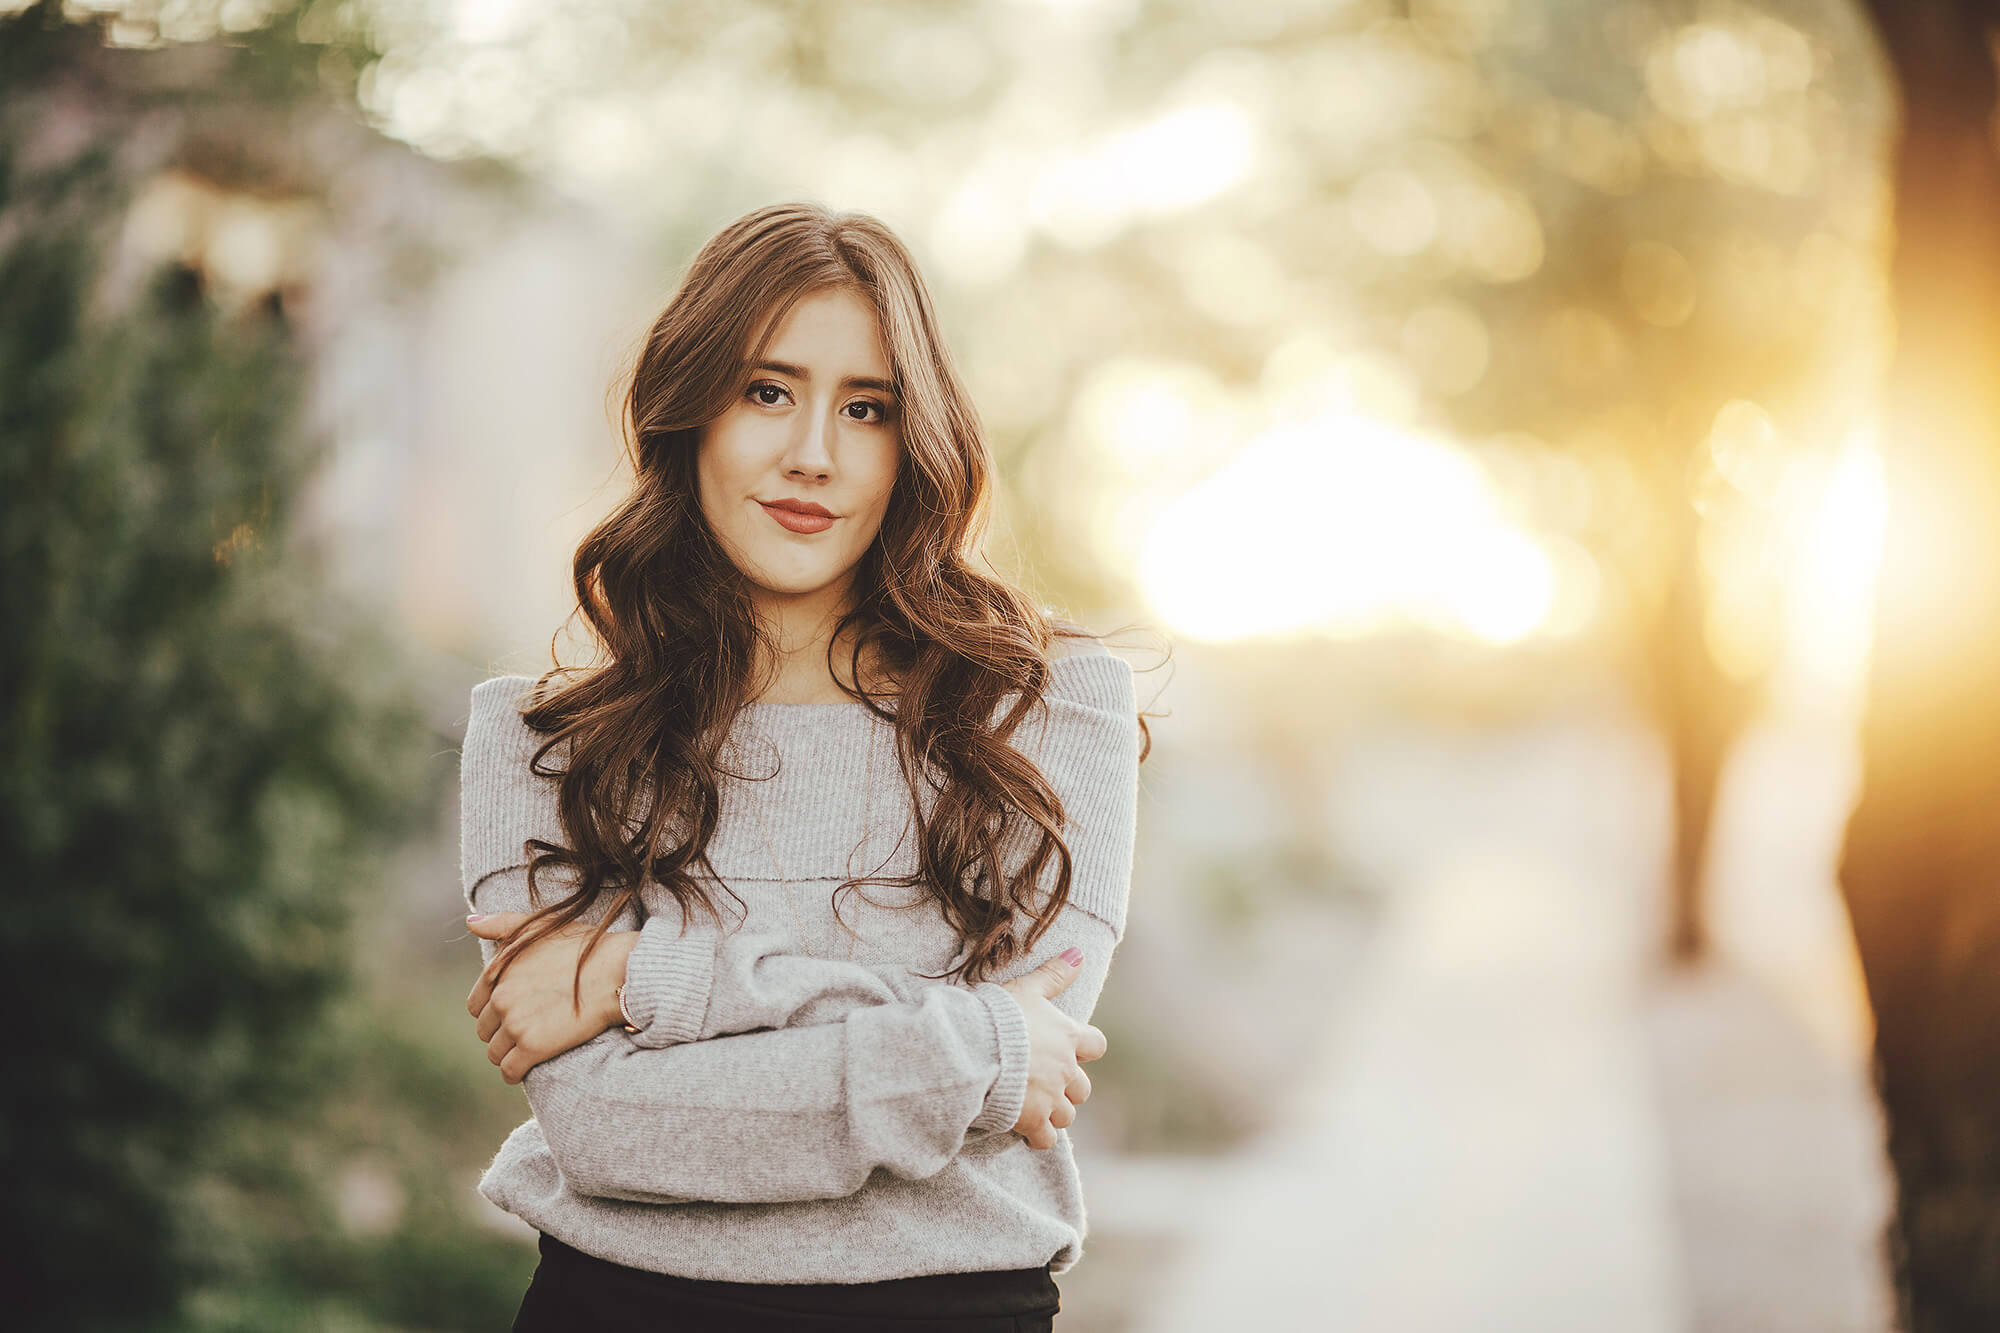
[
  {"left": 1638, "top": 708, "right": 1895, "bottom": 1332},
  {"left": 1132, "top": 708, "right": 1688, "bottom": 1332},
  {"left": 1092, "top": 699, "right": 1893, "bottom": 1332}
]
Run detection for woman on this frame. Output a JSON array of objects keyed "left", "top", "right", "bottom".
[{"left": 456, "top": 202, "right": 1148, "bottom": 1331}]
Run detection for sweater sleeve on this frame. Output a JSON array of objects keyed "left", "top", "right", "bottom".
[
  {"left": 614, "top": 641, "right": 1139, "bottom": 1048},
  {"left": 615, "top": 907, "right": 1119, "bottom": 1047},
  {"left": 467, "top": 864, "right": 1032, "bottom": 1205},
  {"left": 456, "top": 647, "right": 1139, "bottom": 1205}
]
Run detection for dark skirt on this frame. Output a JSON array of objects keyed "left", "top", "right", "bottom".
[{"left": 512, "top": 1231, "right": 1062, "bottom": 1331}]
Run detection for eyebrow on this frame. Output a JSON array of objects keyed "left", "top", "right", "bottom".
[{"left": 750, "top": 360, "right": 899, "bottom": 398}]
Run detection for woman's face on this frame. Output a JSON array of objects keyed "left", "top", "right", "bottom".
[{"left": 696, "top": 285, "right": 902, "bottom": 610}]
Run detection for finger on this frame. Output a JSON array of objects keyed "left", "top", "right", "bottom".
[
  {"left": 466, "top": 971, "right": 494, "bottom": 1017},
  {"left": 1048, "top": 1099, "right": 1076, "bottom": 1130},
  {"left": 466, "top": 937, "right": 532, "bottom": 1016},
  {"left": 1022, "top": 1120, "right": 1057, "bottom": 1150},
  {"left": 466, "top": 911, "right": 527, "bottom": 937},
  {"left": 1074, "top": 1023, "right": 1108, "bottom": 1062},
  {"left": 476, "top": 1003, "right": 502, "bottom": 1043},
  {"left": 487, "top": 1026, "right": 515, "bottom": 1069},
  {"left": 501, "top": 1049, "right": 531, "bottom": 1085},
  {"left": 467, "top": 955, "right": 513, "bottom": 1016},
  {"left": 1030, "top": 952, "right": 1082, "bottom": 998},
  {"left": 1065, "top": 1067, "right": 1092, "bottom": 1104}
]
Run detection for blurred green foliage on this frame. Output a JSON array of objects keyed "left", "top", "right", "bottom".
[{"left": 0, "top": 9, "right": 537, "bottom": 1327}]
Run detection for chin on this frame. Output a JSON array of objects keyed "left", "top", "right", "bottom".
[{"left": 747, "top": 566, "right": 846, "bottom": 597}]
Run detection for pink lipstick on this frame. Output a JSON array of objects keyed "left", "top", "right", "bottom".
[{"left": 759, "top": 500, "right": 836, "bottom": 534}]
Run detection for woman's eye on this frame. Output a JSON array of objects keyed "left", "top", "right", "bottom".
[{"left": 745, "top": 382, "right": 887, "bottom": 423}]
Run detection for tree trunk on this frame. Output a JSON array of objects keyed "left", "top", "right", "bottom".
[
  {"left": 1846, "top": 3, "right": 2000, "bottom": 1327},
  {"left": 1649, "top": 493, "right": 1757, "bottom": 964}
]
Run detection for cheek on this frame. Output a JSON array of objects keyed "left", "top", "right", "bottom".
[
  {"left": 696, "top": 427, "right": 755, "bottom": 520},
  {"left": 694, "top": 470, "right": 729, "bottom": 542},
  {"left": 865, "top": 445, "right": 901, "bottom": 513},
  {"left": 849, "top": 458, "right": 899, "bottom": 543}
]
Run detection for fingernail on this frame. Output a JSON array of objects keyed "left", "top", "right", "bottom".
[
  {"left": 1060, "top": 947, "right": 1083, "bottom": 967},
  {"left": 467, "top": 913, "right": 487, "bottom": 922}
]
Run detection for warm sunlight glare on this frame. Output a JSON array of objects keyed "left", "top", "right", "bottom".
[
  {"left": 1775, "top": 419, "right": 1885, "bottom": 712},
  {"left": 1136, "top": 413, "right": 1561, "bottom": 644},
  {"left": 1032, "top": 100, "right": 1258, "bottom": 246}
]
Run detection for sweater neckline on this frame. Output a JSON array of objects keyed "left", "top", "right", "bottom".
[{"left": 737, "top": 651, "right": 1114, "bottom": 714}]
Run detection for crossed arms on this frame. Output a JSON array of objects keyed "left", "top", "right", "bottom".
[
  {"left": 466, "top": 864, "right": 1120, "bottom": 1204},
  {"left": 458, "top": 648, "right": 1139, "bottom": 1205}
]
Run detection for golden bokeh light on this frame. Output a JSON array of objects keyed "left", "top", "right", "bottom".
[
  {"left": 1176, "top": 229, "right": 1293, "bottom": 330},
  {"left": 1132, "top": 412, "right": 1569, "bottom": 645},
  {"left": 1707, "top": 398, "right": 1788, "bottom": 505},
  {"left": 1544, "top": 305, "right": 1628, "bottom": 386},
  {"left": 1621, "top": 239, "right": 1698, "bottom": 328},
  {"left": 1347, "top": 165, "right": 1438, "bottom": 257},
  {"left": 1445, "top": 180, "right": 1544, "bottom": 282},
  {"left": 1399, "top": 299, "right": 1490, "bottom": 397},
  {"left": 1070, "top": 357, "right": 1241, "bottom": 485},
  {"left": 1033, "top": 100, "right": 1260, "bottom": 248},
  {"left": 1779, "top": 421, "right": 1885, "bottom": 707},
  {"left": 1646, "top": 22, "right": 1774, "bottom": 121}
]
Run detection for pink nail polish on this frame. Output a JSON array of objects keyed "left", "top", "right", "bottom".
[
  {"left": 467, "top": 913, "right": 487, "bottom": 923},
  {"left": 1060, "top": 947, "right": 1083, "bottom": 966}
]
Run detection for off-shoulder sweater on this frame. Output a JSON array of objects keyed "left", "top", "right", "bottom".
[{"left": 457, "top": 647, "right": 1140, "bottom": 1284}]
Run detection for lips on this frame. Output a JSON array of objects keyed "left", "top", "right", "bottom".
[
  {"left": 761, "top": 497, "right": 833, "bottom": 517},
  {"left": 759, "top": 501, "right": 836, "bottom": 535}
]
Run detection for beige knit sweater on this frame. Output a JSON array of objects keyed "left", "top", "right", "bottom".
[{"left": 458, "top": 645, "right": 1139, "bottom": 1283}]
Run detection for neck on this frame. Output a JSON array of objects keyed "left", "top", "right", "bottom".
[{"left": 748, "top": 575, "right": 872, "bottom": 705}]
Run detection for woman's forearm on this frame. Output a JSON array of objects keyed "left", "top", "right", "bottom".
[
  {"left": 472, "top": 867, "right": 1032, "bottom": 1203},
  {"left": 519, "top": 979, "right": 1029, "bottom": 1204},
  {"left": 617, "top": 902, "right": 1120, "bottom": 1046}
]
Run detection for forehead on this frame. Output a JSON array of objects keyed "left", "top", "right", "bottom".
[{"left": 756, "top": 287, "right": 892, "bottom": 376}]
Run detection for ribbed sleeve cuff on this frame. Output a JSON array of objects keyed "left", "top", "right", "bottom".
[
  {"left": 619, "top": 915, "right": 721, "bottom": 1049},
  {"left": 967, "top": 981, "right": 1032, "bottom": 1135}
]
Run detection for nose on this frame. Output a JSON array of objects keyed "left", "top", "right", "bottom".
[{"left": 782, "top": 399, "right": 835, "bottom": 481}]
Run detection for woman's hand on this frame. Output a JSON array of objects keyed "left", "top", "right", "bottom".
[
  {"left": 1000, "top": 949, "right": 1108, "bottom": 1150},
  {"left": 465, "top": 911, "right": 638, "bottom": 1084}
]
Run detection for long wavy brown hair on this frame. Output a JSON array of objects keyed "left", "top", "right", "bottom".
[{"left": 485, "top": 201, "right": 1152, "bottom": 1010}]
